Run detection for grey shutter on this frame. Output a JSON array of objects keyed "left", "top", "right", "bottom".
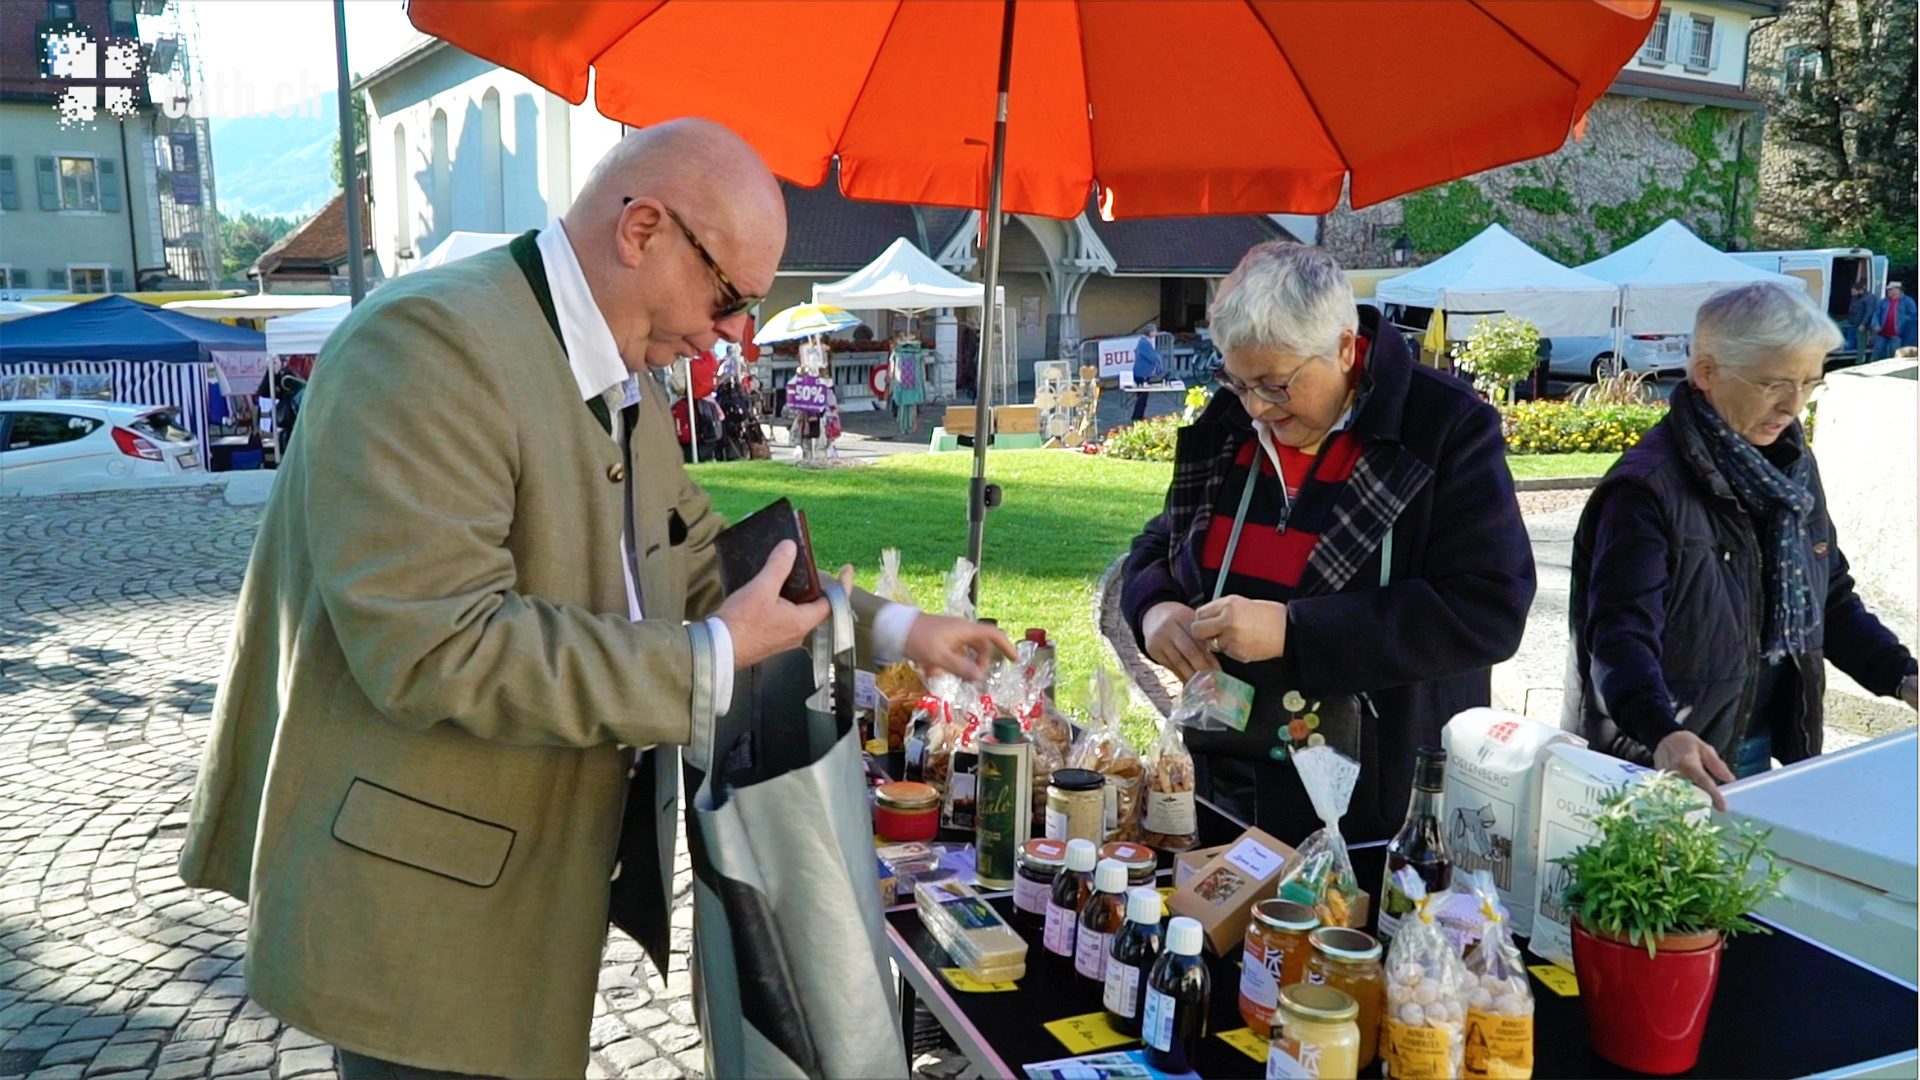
[
  {"left": 97, "top": 159, "right": 120, "bottom": 212},
  {"left": 108, "top": 268, "right": 127, "bottom": 292},
  {"left": 46, "top": 268, "right": 66, "bottom": 290},
  {"left": 0, "top": 157, "right": 18, "bottom": 211},
  {"left": 9, "top": 269, "right": 29, "bottom": 288},
  {"left": 36, "top": 156, "right": 59, "bottom": 210}
]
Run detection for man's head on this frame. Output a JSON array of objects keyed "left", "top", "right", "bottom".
[
  {"left": 1889, "top": 282, "right": 1905, "bottom": 300},
  {"left": 562, "top": 119, "right": 786, "bottom": 371},
  {"left": 1852, "top": 282, "right": 1868, "bottom": 297}
]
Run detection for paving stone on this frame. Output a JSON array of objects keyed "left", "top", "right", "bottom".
[
  {"left": 157, "top": 1040, "right": 216, "bottom": 1064},
  {"left": 207, "top": 1044, "right": 273, "bottom": 1077},
  {"left": 589, "top": 1013, "right": 631, "bottom": 1049},
  {"left": 627, "top": 1059, "right": 684, "bottom": 1080},
  {"left": 652, "top": 1023, "right": 701, "bottom": 1053},
  {"left": 25, "top": 1067, "right": 85, "bottom": 1080},
  {"left": 82, "top": 1041, "right": 157, "bottom": 1075},
  {"left": 275, "top": 1045, "right": 335, "bottom": 1077},
  {"left": 666, "top": 1000, "right": 695, "bottom": 1026},
  {"left": 4, "top": 1025, "right": 66, "bottom": 1052},
  {"left": 122, "top": 1005, "right": 186, "bottom": 1029},
  {"left": 174, "top": 1018, "right": 225, "bottom": 1043},
  {"left": 60, "top": 1017, "right": 123, "bottom": 1041},
  {"left": 274, "top": 1028, "right": 323, "bottom": 1052},
  {"left": 623, "top": 1007, "right": 671, "bottom": 1031},
  {"left": 149, "top": 1059, "right": 211, "bottom": 1080},
  {"left": 38, "top": 1038, "right": 106, "bottom": 1066},
  {"left": 601, "top": 1038, "right": 658, "bottom": 1072},
  {"left": 144, "top": 981, "right": 204, "bottom": 1007},
  {"left": 220, "top": 1018, "right": 276, "bottom": 1046}
]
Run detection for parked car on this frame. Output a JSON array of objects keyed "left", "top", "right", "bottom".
[
  {"left": 0, "top": 401, "right": 202, "bottom": 494},
  {"left": 1546, "top": 333, "right": 1690, "bottom": 381}
]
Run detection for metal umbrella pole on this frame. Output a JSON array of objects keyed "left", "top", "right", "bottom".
[
  {"left": 332, "top": 0, "right": 366, "bottom": 304},
  {"left": 964, "top": 0, "right": 1017, "bottom": 608}
]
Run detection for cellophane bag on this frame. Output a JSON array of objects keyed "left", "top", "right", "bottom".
[
  {"left": 1068, "top": 667, "right": 1144, "bottom": 842},
  {"left": 1139, "top": 714, "right": 1197, "bottom": 851},
  {"left": 875, "top": 548, "right": 916, "bottom": 607},
  {"left": 943, "top": 556, "right": 977, "bottom": 620},
  {"left": 1382, "top": 868, "right": 1471, "bottom": 1079},
  {"left": 1461, "top": 870, "right": 1534, "bottom": 1079},
  {"left": 1273, "top": 745, "right": 1364, "bottom": 927},
  {"left": 990, "top": 641, "right": 1072, "bottom": 834},
  {"left": 909, "top": 673, "right": 962, "bottom": 791}
]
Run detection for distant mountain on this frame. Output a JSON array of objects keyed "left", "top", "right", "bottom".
[{"left": 209, "top": 92, "right": 342, "bottom": 220}]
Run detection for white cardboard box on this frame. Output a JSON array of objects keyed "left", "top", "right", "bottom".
[
  {"left": 1528, "top": 744, "right": 1656, "bottom": 970},
  {"left": 1442, "top": 707, "right": 1584, "bottom": 937}
]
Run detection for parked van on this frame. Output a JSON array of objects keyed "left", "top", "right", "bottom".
[{"left": 1727, "top": 248, "right": 1888, "bottom": 326}]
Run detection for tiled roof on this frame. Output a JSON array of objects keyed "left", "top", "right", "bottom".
[
  {"left": 250, "top": 185, "right": 371, "bottom": 278},
  {"left": 1608, "top": 68, "right": 1765, "bottom": 110},
  {"left": 1090, "top": 210, "right": 1291, "bottom": 274},
  {"left": 782, "top": 168, "right": 926, "bottom": 273}
]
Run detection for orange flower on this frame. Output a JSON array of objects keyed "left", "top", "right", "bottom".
[{"left": 1288, "top": 718, "right": 1311, "bottom": 741}]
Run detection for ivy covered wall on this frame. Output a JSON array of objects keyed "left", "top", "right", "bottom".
[{"left": 1322, "top": 96, "right": 1760, "bottom": 270}]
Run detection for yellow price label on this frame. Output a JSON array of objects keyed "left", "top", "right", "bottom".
[
  {"left": 1044, "top": 1011, "right": 1136, "bottom": 1054},
  {"left": 1158, "top": 885, "right": 1175, "bottom": 918},
  {"left": 939, "top": 967, "right": 1019, "bottom": 993},
  {"left": 1217, "top": 1026, "right": 1270, "bottom": 1062},
  {"left": 1528, "top": 963, "right": 1579, "bottom": 997}
]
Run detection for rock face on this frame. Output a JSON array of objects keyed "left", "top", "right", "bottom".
[{"left": 1324, "top": 96, "right": 1760, "bottom": 270}]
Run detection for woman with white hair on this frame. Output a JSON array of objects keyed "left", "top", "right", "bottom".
[
  {"left": 1121, "top": 241, "right": 1535, "bottom": 842},
  {"left": 1567, "top": 282, "right": 1918, "bottom": 811}
]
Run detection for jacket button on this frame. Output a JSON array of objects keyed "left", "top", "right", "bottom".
[
  {"left": 607, "top": 463, "right": 625, "bottom": 483},
  {"left": 610, "top": 860, "right": 622, "bottom": 882}
]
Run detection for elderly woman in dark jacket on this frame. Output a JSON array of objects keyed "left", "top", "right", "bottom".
[
  {"left": 1121, "top": 242, "right": 1535, "bottom": 844},
  {"left": 1567, "top": 282, "right": 1917, "bottom": 811}
]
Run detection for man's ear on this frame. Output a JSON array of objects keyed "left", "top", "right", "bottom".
[{"left": 617, "top": 198, "right": 668, "bottom": 266}]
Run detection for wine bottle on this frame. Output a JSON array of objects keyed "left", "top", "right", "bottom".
[{"left": 1379, "top": 746, "right": 1452, "bottom": 943}]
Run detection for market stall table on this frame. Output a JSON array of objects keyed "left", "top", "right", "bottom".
[{"left": 886, "top": 800, "right": 1918, "bottom": 1078}]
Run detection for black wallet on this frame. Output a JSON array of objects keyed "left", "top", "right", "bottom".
[{"left": 715, "top": 497, "right": 823, "bottom": 603}]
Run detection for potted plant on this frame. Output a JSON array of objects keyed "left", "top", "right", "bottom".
[
  {"left": 1556, "top": 771, "right": 1786, "bottom": 1075},
  {"left": 1452, "top": 314, "right": 1543, "bottom": 406}
]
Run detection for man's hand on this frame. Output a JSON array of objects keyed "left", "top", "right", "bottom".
[
  {"left": 1142, "top": 601, "right": 1218, "bottom": 682},
  {"left": 1654, "top": 729, "right": 1734, "bottom": 812},
  {"left": 1191, "top": 595, "right": 1288, "bottom": 664},
  {"left": 902, "top": 614, "right": 1016, "bottom": 683},
  {"left": 716, "top": 540, "right": 831, "bottom": 670}
]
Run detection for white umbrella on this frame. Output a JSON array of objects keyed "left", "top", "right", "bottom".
[{"left": 752, "top": 302, "right": 863, "bottom": 345}]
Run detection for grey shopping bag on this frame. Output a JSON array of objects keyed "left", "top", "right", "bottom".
[{"left": 685, "top": 584, "right": 908, "bottom": 1079}]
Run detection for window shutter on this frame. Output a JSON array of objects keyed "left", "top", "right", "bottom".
[
  {"left": 9, "top": 269, "right": 29, "bottom": 288},
  {"left": 36, "top": 156, "right": 59, "bottom": 210},
  {"left": 98, "top": 159, "right": 121, "bottom": 212},
  {"left": 46, "top": 268, "right": 67, "bottom": 290},
  {"left": 1709, "top": 26, "right": 1723, "bottom": 70},
  {"left": 0, "top": 157, "right": 17, "bottom": 211},
  {"left": 108, "top": 268, "right": 127, "bottom": 292}
]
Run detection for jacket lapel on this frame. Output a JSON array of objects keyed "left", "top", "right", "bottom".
[
  {"left": 507, "top": 229, "right": 613, "bottom": 437},
  {"left": 1296, "top": 442, "right": 1433, "bottom": 597}
]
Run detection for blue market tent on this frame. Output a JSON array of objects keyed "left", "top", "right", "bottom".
[{"left": 0, "top": 295, "right": 270, "bottom": 466}]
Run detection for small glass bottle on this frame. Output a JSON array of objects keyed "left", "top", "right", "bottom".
[
  {"left": 1379, "top": 746, "right": 1452, "bottom": 944},
  {"left": 1103, "top": 887, "right": 1164, "bottom": 1036},
  {"left": 1012, "top": 838, "right": 1066, "bottom": 928},
  {"left": 1269, "top": 983, "right": 1361, "bottom": 1080},
  {"left": 1044, "top": 837, "right": 1097, "bottom": 960},
  {"left": 1075, "top": 858, "right": 1129, "bottom": 983},
  {"left": 1141, "top": 916, "right": 1210, "bottom": 1074}
]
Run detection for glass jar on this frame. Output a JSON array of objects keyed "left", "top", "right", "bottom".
[
  {"left": 1045, "top": 768, "right": 1105, "bottom": 845},
  {"left": 1306, "top": 926, "right": 1386, "bottom": 1069},
  {"left": 1238, "top": 898, "right": 1319, "bottom": 1038},
  {"left": 1013, "top": 838, "right": 1067, "bottom": 926},
  {"left": 873, "top": 781, "right": 939, "bottom": 843},
  {"left": 1098, "top": 841, "right": 1158, "bottom": 888},
  {"left": 1269, "top": 983, "right": 1360, "bottom": 1080}
]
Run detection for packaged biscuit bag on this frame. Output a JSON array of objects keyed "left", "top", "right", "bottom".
[
  {"left": 1069, "top": 667, "right": 1144, "bottom": 842},
  {"left": 1381, "top": 868, "right": 1471, "bottom": 1079},
  {"left": 1139, "top": 710, "right": 1198, "bottom": 852},
  {"left": 1273, "top": 745, "right": 1365, "bottom": 928},
  {"left": 1461, "top": 870, "right": 1535, "bottom": 1079}
]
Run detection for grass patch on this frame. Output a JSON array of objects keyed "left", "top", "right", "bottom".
[
  {"left": 691, "top": 450, "right": 1172, "bottom": 739},
  {"left": 1506, "top": 452, "right": 1620, "bottom": 480}
]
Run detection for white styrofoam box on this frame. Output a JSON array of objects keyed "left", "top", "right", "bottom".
[
  {"left": 1723, "top": 729, "right": 1919, "bottom": 984},
  {"left": 1528, "top": 744, "right": 1656, "bottom": 970},
  {"left": 1442, "top": 708, "right": 1585, "bottom": 937}
]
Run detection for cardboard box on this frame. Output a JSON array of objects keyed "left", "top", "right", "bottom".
[
  {"left": 1169, "top": 828, "right": 1297, "bottom": 955},
  {"left": 943, "top": 406, "right": 986, "bottom": 437},
  {"left": 994, "top": 404, "right": 1039, "bottom": 434},
  {"left": 1529, "top": 744, "right": 1662, "bottom": 970},
  {"left": 1174, "top": 844, "right": 1229, "bottom": 887},
  {"left": 1441, "top": 708, "right": 1585, "bottom": 937}
]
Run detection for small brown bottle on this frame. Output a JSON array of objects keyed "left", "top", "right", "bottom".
[
  {"left": 1044, "top": 838, "right": 1097, "bottom": 960},
  {"left": 1075, "top": 858, "right": 1129, "bottom": 983}
]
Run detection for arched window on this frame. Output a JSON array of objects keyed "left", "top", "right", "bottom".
[
  {"left": 481, "top": 88, "right": 503, "bottom": 231},
  {"left": 392, "top": 123, "right": 411, "bottom": 256},
  {"left": 430, "top": 108, "right": 450, "bottom": 236}
]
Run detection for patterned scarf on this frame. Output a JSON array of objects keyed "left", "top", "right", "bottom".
[{"left": 1672, "top": 380, "right": 1818, "bottom": 660}]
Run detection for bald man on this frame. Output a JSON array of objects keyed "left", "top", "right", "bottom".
[{"left": 177, "top": 120, "right": 1011, "bottom": 1078}]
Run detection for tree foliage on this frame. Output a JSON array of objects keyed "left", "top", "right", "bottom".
[
  {"left": 218, "top": 210, "right": 300, "bottom": 282},
  {"left": 1755, "top": 0, "right": 1918, "bottom": 262},
  {"left": 330, "top": 79, "right": 370, "bottom": 190}
]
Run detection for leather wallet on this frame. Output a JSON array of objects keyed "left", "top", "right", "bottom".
[{"left": 716, "top": 497, "right": 823, "bottom": 603}]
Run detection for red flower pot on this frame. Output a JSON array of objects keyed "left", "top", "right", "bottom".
[{"left": 1571, "top": 922, "right": 1723, "bottom": 1075}]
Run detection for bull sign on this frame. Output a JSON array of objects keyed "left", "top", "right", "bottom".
[{"left": 1097, "top": 337, "right": 1138, "bottom": 379}]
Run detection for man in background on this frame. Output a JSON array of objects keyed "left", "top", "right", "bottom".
[{"left": 1872, "top": 281, "right": 1916, "bottom": 359}]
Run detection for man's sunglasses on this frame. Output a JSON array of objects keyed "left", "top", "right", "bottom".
[{"left": 624, "top": 197, "right": 762, "bottom": 319}]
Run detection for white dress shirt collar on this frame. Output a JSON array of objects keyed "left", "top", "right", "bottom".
[{"left": 537, "top": 219, "right": 637, "bottom": 404}]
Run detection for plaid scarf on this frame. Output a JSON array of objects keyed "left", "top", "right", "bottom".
[{"left": 1672, "top": 380, "right": 1818, "bottom": 660}]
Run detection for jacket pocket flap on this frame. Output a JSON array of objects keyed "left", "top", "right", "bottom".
[{"left": 330, "top": 779, "right": 515, "bottom": 888}]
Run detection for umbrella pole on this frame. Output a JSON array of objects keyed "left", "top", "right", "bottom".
[{"left": 966, "top": 0, "right": 1017, "bottom": 608}]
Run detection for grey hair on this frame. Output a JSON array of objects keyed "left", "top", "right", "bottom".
[
  {"left": 1691, "top": 282, "right": 1842, "bottom": 373},
  {"left": 1209, "top": 241, "right": 1356, "bottom": 358}
]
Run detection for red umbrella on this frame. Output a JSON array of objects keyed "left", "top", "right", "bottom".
[{"left": 408, "top": 0, "right": 1656, "bottom": 579}]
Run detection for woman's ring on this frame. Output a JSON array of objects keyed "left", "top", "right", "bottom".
[{"left": 1208, "top": 637, "right": 1222, "bottom": 653}]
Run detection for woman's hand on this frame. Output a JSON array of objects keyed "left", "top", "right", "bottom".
[
  {"left": 1653, "top": 729, "right": 1734, "bottom": 812},
  {"left": 1191, "top": 595, "right": 1288, "bottom": 664},
  {"left": 1142, "top": 601, "right": 1218, "bottom": 682}
]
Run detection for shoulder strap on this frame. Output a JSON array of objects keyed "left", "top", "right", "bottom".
[{"left": 1211, "top": 465, "right": 1260, "bottom": 603}]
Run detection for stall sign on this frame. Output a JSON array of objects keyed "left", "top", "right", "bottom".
[
  {"left": 786, "top": 375, "right": 833, "bottom": 415},
  {"left": 1097, "top": 337, "right": 1137, "bottom": 379}
]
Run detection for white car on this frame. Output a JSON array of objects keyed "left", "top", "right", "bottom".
[
  {"left": 1547, "top": 334, "right": 1690, "bottom": 381},
  {"left": 0, "top": 400, "right": 203, "bottom": 494}
]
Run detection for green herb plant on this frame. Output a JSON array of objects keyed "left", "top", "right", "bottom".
[{"left": 1556, "top": 771, "right": 1787, "bottom": 957}]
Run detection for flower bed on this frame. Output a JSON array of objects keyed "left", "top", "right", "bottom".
[
  {"left": 1503, "top": 399, "right": 1667, "bottom": 455},
  {"left": 1099, "top": 414, "right": 1181, "bottom": 461}
]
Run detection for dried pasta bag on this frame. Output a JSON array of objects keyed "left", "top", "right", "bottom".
[
  {"left": 1069, "top": 667, "right": 1144, "bottom": 842},
  {"left": 1461, "top": 870, "right": 1534, "bottom": 1079},
  {"left": 1273, "top": 745, "right": 1365, "bottom": 928},
  {"left": 1382, "top": 868, "right": 1471, "bottom": 1080},
  {"left": 1139, "top": 715, "right": 1198, "bottom": 851}
]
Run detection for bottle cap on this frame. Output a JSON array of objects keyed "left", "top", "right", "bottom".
[
  {"left": 1413, "top": 745, "right": 1448, "bottom": 791},
  {"left": 1050, "top": 768, "right": 1105, "bottom": 792},
  {"left": 1280, "top": 983, "right": 1358, "bottom": 1023},
  {"left": 1166, "top": 916, "right": 1203, "bottom": 956},
  {"left": 991, "top": 716, "right": 1023, "bottom": 744},
  {"left": 1064, "top": 838, "right": 1097, "bottom": 872},
  {"left": 1025, "top": 628, "right": 1049, "bottom": 644},
  {"left": 1094, "top": 858, "right": 1127, "bottom": 893},
  {"left": 1126, "top": 887, "right": 1163, "bottom": 925}
]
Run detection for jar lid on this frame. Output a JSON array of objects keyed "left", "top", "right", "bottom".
[
  {"left": 1309, "top": 926, "right": 1383, "bottom": 962},
  {"left": 1098, "top": 842, "right": 1157, "bottom": 870},
  {"left": 1049, "top": 768, "right": 1105, "bottom": 792},
  {"left": 1280, "top": 983, "right": 1358, "bottom": 1023},
  {"left": 1251, "top": 898, "right": 1320, "bottom": 933},
  {"left": 1018, "top": 838, "right": 1068, "bottom": 868},
  {"left": 875, "top": 781, "right": 939, "bottom": 811}
]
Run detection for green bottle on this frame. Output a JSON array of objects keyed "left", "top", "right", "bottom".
[{"left": 975, "top": 717, "right": 1033, "bottom": 889}]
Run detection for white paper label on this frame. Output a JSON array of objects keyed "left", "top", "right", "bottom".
[
  {"left": 1043, "top": 901, "right": 1077, "bottom": 957},
  {"left": 1144, "top": 790, "right": 1196, "bottom": 836},
  {"left": 854, "top": 669, "right": 881, "bottom": 711},
  {"left": 1142, "top": 986, "right": 1175, "bottom": 1052},
  {"left": 1103, "top": 782, "right": 1119, "bottom": 835},
  {"left": 1239, "top": 939, "right": 1279, "bottom": 1013},
  {"left": 1266, "top": 1044, "right": 1313, "bottom": 1079},
  {"left": 1103, "top": 959, "right": 1143, "bottom": 1017},
  {"left": 1012, "top": 873, "right": 1049, "bottom": 915},
  {"left": 1045, "top": 806, "right": 1068, "bottom": 842},
  {"left": 1224, "top": 837, "right": 1285, "bottom": 881},
  {"left": 1074, "top": 927, "right": 1111, "bottom": 981}
]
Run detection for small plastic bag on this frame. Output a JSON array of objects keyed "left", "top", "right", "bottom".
[
  {"left": 943, "top": 556, "right": 977, "bottom": 620},
  {"left": 1068, "top": 667, "right": 1144, "bottom": 842},
  {"left": 1382, "top": 868, "right": 1472, "bottom": 1080},
  {"left": 1461, "top": 870, "right": 1535, "bottom": 1079},
  {"left": 1139, "top": 715, "right": 1198, "bottom": 851},
  {"left": 1273, "top": 745, "right": 1365, "bottom": 927},
  {"left": 1171, "top": 669, "right": 1256, "bottom": 733},
  {"left": 875, "top": 547, "right": 916, "bottom": 607}
]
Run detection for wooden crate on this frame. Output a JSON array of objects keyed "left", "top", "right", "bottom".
[
  {"left": 943, "top": 405, "right": 985, "bottom": 436},
  {"left": 994, "top": 404, "right": 1039, "bottom": 434}
]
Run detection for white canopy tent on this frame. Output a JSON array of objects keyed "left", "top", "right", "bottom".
[
  {"left": 163, "top": 294, "right": 350, "bottom": 320},
  {"left": 1578, "top": 219, "right": 1809, "bottom": 336},
  {"left": 813, "top": 237, "right": 1012, "bottom": 405},
  {"left": 408, "top": 231, "right": 517, "bottom": 273},
  {"left": 265, "top": 302, "right": 352, "bottom": 357},
  {"left": 1376, "top": 223, "right": 1618, "bottom": 338}
]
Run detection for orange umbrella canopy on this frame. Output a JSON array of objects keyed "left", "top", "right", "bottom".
[{"left": 408, "top": 0, "right": 1657, "bottom": 220}]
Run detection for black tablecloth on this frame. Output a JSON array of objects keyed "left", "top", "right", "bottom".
[{"left": 887, "top": 806, "right": 1917, "bottom": 1078}]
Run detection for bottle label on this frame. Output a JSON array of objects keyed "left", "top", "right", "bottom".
[
  {"left": 904, "top": 735, "right": 926, "bottom": 773},
  {"left": 1145, "top": 790, "right": 1197, "bottom": 836},
  {"left": 1045, "top": 806, "right": 1069, "bottom": 843},
  {"left": 1141, "top": 986, "right": 1176, "bottom": 1052},
  {"left": 1378, "top": 873, "right": 1413, "bottom": 941},
  {"left": 1012, "top": 873, "right": 1049, "bottom": 915},
  {"left": 1101, "top": 958, "right": 1141, "bottom": 1017},
  {"left": 1464, "top": 1010, "right": 1533, "bottom": 1078},
  {"left": 1266, "top": 1037, "right": 1315, "bottom": 1079},
  {"left": 1102, "top": 781, "right": 1118, "bottom": 835},
  {"left": 1043, "top": 901, "right": 1077, "bottom": 957},
  {"left": 975, "top": 748, "right": 1027, "bottom": 882},
  {"left": 939, "top": 896, "right": 1001, "bottom": 931},
  {"left": 1074, "top": 927, "right": 1111, "bottom": 981},
  {"left": 1385, "top": 1021, "right": 1455, "bottom": 1079},
  {"left": 943, "top": 769, "right": 977, "bottom": 830},
  {"left": 1238, "top": 935, "right": 1280, "bottom": 1021}
]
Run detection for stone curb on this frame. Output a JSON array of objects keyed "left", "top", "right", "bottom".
[{"left": 1512, "top": 475, "right": 1604, "bottom": 492}]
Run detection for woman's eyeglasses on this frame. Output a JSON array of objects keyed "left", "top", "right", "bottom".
[
  {"left": 1725, "top": 369, "right": 1827, "bottom": 402},
  {"left": 1215, "top": 358, "right": 1320, "bottom": 405},
  {"left": 624, "top": 197, "right": 763, "bottom": 319}
]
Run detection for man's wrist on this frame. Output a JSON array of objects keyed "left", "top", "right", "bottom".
[
  {"left": 872, "top": 603, "right": 918, "bottom": 664},
  {"left": 705, "top": 616, "right": 734, "bottom": 716}
]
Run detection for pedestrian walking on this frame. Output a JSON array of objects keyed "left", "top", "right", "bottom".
[{"left": 1871, "top": 281, "right": 1916, "bottom": 360}]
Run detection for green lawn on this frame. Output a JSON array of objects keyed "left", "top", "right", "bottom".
[{"left": 1505, "top": 451, "right": 1620, "bottom": 480}]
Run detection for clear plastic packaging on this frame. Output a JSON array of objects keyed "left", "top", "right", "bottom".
[
  {"left": 1381, "top": 868, "right": 1471, "bottom": 1079},
  {"left": 875, "top": 547, "right": 916, "bottom": 607},
  {"left": 1274, "top": 745, "right": 1365, "bottom": 928},
  {"left": 1461, "top": 870, "right": 1535, "bottom": 1079},
  {"left": 943, "top": 556, "right": 977, "bottom": 620},
  {"left": 916, "top": 877, "right": 1028, "bottom": 983},
  {"left": 1068, "top": 667, "right": 1144, "bottom": 842},
  {"left": 1139, "top": 715, "right": 1197, "bottom": 851}
]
